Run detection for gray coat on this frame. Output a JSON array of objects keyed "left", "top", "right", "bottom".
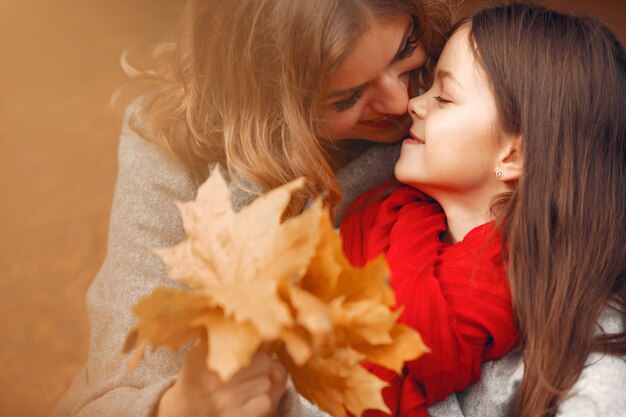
[{"left": 53, "top": 122, "right": 626, "bottom": 417}]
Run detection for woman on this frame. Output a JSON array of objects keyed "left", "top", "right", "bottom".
[{"left": 52, "top": 1, "right": 453, "bottom": 417}]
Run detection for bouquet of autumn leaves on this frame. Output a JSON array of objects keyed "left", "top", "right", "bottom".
[{"left": 123, "top": 168, "right": 427, "bottom": 417}]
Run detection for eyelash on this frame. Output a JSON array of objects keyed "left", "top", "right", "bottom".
[
  {"left": 329, "top": 17, "right": 421, "bottom": 113},
  {"left": 331, "top": 89, "right": 364, "bottom": 113},
  {"left": 434, "top": 96, "right": 451, "bottom": 104},
  {"left": 395, "top": 16, "right": 421, "bottom": 61}
]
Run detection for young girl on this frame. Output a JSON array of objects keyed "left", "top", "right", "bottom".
[
  {"left": 52, "top": 1, "right": 454, "bottom": 417},
  {"left": 341, "top": 3, "right": 625, "bottom": 417}
]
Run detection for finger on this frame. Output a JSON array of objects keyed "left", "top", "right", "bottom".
[
  {"left": 230, "top": 351, "right": 273, "bottom": 382},
  {"left": 181, "top": 341, "right": 205, "bottom": 372},
  {"left": 269, "top": 365, "right": 289, "bottom": 404},
  {"left": 213, "top": 374, "right": 272, "bottom": 412},
  {"left": 269, "top": 361, "right": 287, "bottom": 385},
  {"left": 232, "top": 375, "right": 272, "bottom": 402},
  {"left": 179, "top": 341, "right": 222, "bottom": 390},
  {"left": 239, "top": 394, "right": 272, "bottom": 417}
]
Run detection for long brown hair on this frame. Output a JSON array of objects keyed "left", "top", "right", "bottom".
[
  {"left": 124, "top": 0, "right": 452, "bottom": 218},
  {"left": 461, "top": 3, "right": 626, "bottom": 416}
]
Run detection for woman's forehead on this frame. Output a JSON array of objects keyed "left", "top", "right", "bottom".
[{"left": 325, "top": 14, "right": 412, "bottom": 97}]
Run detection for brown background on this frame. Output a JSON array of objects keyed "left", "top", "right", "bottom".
[{"left": 1, "top": 1, "right": 624, "bottom": 416}]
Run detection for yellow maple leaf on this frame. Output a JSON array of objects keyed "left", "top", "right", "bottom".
[
  {"left": 334, "top": 254, "right": 395, "bottom": 307},
  {"left": 286, "top": 208, "right": 423, "bottom": 416},
  {"left": 122, "top": 288, "right": 215, "bottom": 368},
  {"left": 124, "top": 168, "right": 428, "bottom": 414},
  {"left": 329, "top": 298, "right": 397, "bottom": 346},
  {"left": 204, "top": 278, "right": 291, "bottom": 339},
  {"left": 280, "top": 326, "right": 313, "bottom": 366},
  {"left": 298, "top": 210, "right": 344, "bottom": 301},
  {"left": 202, "top": 312, "right": 263, "bottom": 380},
  {"left": 300, "top": 210, "right": 394, "bottom": 307},
  {"left": 156, "top": 168, "right": 316, "bottom": 289},
  {"left": 357, "top": 323, "right": 429, "bottom": 374},
  {"left": 126, "top": 168, "right": 321, "bottom": 381},
  {"left": 282, "top": 347, "right": 390, "bottom": 417},
  {"left": 284, "top": 285, "right": 332, "bottom": 349}
]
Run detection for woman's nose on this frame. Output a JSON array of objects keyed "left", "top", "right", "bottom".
[{"left": 370, "top": 73, "right": 409, "bottom": 116}]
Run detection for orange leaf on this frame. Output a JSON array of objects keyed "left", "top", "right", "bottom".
[
  {"left": 299, "top": 210, "right": 345, "bottom": 302},
  {"left": 203, "top": 313, "right": 263, "bottom": 381},
  {"left": 123, "top": 288, "right": 216, "bottom": 369},
  {"left": 358, "top": 323, "right": 429, "bottom": 374},
  {"left": 125, "top": 169, "right": 429, "bottom": 413},
  {"left": 280, "top": 327, "right": 313, "bottom": 366},
  {"left": 284, "top": 347, "right": 390, "bottom": 417},
  {"left": 285, "top": 285, "right": 332, "bottom": 348},
  {"left": 205, "top": 279, "right": 292, "bottom": 339},
  {"left": 330, "top": 299, "right": 397, "bottom": 346}
]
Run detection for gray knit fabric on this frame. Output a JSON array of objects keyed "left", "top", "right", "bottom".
[{"left": 53, "top": 122, "right": 626, "bottom": 417}]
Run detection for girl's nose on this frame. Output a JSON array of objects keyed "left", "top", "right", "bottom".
[
  {"left": 408, "top": 92, "right": 427, "bottom": 120},
  {"left": 370, "top": 73, "right": 410, "bottom": 116}
]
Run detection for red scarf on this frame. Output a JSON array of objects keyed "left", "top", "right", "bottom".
[{"left": 340, "top": 183, "right": 518, "bottom": 417}]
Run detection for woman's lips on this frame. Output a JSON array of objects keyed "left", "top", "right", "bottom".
[{"left": 358, "top": 114, "right": 410, "bottom": 129}]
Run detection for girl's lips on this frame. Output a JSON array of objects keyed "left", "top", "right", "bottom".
[
  {"left": 407, "top": 131, "right": 425, "bottom": 144},
  {"left": 403, "top": 138, "right": 423, "bottom": 145}
]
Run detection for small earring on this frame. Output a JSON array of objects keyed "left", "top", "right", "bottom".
[{"left": 496, "top": 171, "right": 504, "bottom": 179}]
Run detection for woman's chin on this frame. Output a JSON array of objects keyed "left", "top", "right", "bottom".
[{"left": 347, "top": 115, "right": 412, "bottom": 143}]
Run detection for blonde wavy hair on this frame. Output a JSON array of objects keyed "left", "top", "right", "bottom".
[{"left": 126, "top": 0, "right": 452, "bottom": 218}]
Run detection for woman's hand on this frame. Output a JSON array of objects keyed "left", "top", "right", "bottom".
[{"left": 156, "top": 342, "right": 288, "bottom": 417}]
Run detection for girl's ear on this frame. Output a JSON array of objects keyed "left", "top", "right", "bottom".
[{"left": 495, "top": 135, "right": 523, "bottom": 182}]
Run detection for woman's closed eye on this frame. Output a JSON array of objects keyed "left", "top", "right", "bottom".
[
  {"left": 394, "top": 15, "right": 421, "bottom": 61},
  {"left": 330, "top": 89, "right": 364, "bottom": 113},
  {"left": 328, "top": 16, "right": 422, "bottom": 113}
]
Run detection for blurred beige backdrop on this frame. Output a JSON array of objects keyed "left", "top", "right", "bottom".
[{"left": 0, "top": 1, "right": 624, "bottom": 416}]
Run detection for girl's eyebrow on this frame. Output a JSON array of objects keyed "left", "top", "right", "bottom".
[
  {"left": 327, "top": 17, "right": 414, "bottom": 100},
  {"left": 436, "top": 69, "right": 463, "bottom": 88}
]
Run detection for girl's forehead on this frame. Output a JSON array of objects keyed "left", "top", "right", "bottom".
[
  {"left": 439, "top": 28, "right": 485, "bottom": 81},
  {"left": 440, "top": 27, "right": 472, "bottom": 62},
  {"left": 437, "top": 26, "right": 496, "bottom": 107}
]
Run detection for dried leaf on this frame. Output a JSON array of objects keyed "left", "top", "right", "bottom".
[
  {"left": 268, "top": 199, "right": 324, "bottom": 286},
  {"left": 157, "top": 167, "right": 310, "bottom": 289},
  {"left": 357, "top": 323, "right": 429, "bottom": 374},
  {"left": 298, "top": 210, "right": 344, "bottom": 301},
  {"left": 343, "top": 365, "right": 391, "bottom": 417},
  {"left": 285, "top": 285, "right": 332, "bottom": 348},
  {"left": 205, "top": 279, "right": 292, "bottom": 339},
  {"left": 330, "top": 299, "right": 397, "bottom": 346},
  {"left": 284, "top": 347, "right": 390, "bottom": 417},
  {"left": 280, "top": 327, "right": 313, "bottom": 366},
  {"left": 334, "top": 254, "right": 394, "bottom": 306},
  {"left": 204, "top": 313, "right": 263, "bottom": 381},
  {"left": 124, "top": 168, "right": 428, "bottom": 416},
  {"left": 123, "top": 288, "right": 215, "bottom": 368}
]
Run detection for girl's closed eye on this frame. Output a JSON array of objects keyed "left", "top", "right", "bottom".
[
  {"left": 434, "top": 95, "right": 452, "bottom": 104},
  {"left": 395, "top": 15, "right": 421, "bottom": 61},
  {"left": 330, "top": 89, "right": 364, "bottom": 112}
]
